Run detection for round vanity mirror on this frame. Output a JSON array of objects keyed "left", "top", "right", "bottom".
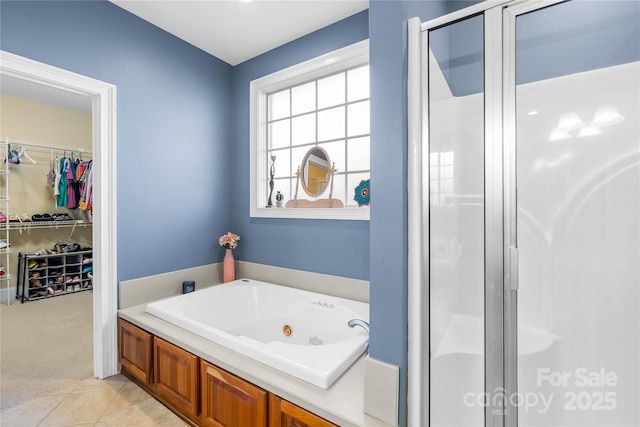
[{"left": 300, "top": 147, "right": 332, "bottom": 197}]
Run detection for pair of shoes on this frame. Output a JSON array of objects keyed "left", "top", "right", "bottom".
[
  {"left": 52, "top": 213, "right": 73, "bottom": 221},
  {"left": 30, "top": 248, "right": 51, "bottom": 256},
  {"left": 0, "top": 240, "right": 8, "bottom": 249},
  {"left": 8, "top": 214, "right": 20, "bottom": 222},
  {"left": 30, "top": 273, "right": 43, "bottom": 288},
  {"left": 0, "top": 212, "right": 6, "bottom": 222},
  {"left": 31, "top": 214, "right": 54, "bottom": 222},
  {"left": 19, "top": 213, "right": 31, "bottom": 223}
]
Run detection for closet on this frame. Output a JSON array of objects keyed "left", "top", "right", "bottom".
[{"left": 0, "top": 93, "right": 93, "bottom": 304}]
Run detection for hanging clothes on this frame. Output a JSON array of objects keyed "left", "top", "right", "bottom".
[
  {"left": 49, "top": 151, "right": 93, "bottom": 211},
  {"left": 66, "top": 157, "right": 77, "bottom": 209},
  {"left": 78, "top": 160, "right": 92, "bottom": 211},
  {"left": 84, "top": 161, "right": 93, "bottom": 212},
  {"left": 46, "top": 155, "right": 56, "bottom": 188},
  {"left": 80, "top": 160, "right": 93, "bottom": 212},
  {"left": 57, "top": 157, "right": 69, "bottom": 208},
  {"left": 53, "top": 156, "right": 60, "bottom": 197}
]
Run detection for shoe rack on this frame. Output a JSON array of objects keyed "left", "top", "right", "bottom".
[
  {"left": 1, "top": 139, "right": 11, "bottom": 305},
  {"left": 17, "top": 249, "right": 93, "bottom": 303}
]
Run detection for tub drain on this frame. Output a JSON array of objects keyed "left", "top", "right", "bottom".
[{"left": 282, "top": 324, "right": 293, "bottom": 337}]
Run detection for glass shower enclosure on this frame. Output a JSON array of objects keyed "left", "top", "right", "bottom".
[{"left": 419, "top": 1, "right": 640, "bottom": 426}]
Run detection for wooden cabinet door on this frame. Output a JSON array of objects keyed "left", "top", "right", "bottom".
[
  {"left": 154, "top": 337, "right": 199, "bottom": 421},
  {"left": 201, "top": 359, "right": 267, "bottom": 427},
  {"left": 269, "top": 395, "right": 338, "bottom": 427},
  {"left": 118, "top": 319, "right": 153, "bottom": 385}
]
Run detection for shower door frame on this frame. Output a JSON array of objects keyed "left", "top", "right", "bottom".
[{"left": 407, "top": 1, "right": 567, "bottom": 426}]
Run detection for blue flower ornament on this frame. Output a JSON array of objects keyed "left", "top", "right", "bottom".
[{"left": 354, "top": 179, "right": 370, "bottom": 207}]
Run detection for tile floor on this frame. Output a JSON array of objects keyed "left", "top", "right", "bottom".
[{"left": 0, "top": 374, "right": 189, "bottom": 427}]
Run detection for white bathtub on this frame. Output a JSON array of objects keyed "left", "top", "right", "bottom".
[{"left": 145, "top": 278, "right": 370, "bottom": 389}]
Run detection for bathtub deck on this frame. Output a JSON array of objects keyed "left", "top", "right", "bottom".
[{"left": 118, "top": 302, "right": 393, "bottom": 427}]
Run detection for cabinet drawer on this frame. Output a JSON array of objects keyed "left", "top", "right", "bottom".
[
  {"left": 269, "top": 394, "right": 338, "bottom": 427},
  {"left": 118, "top": 319, "right": 153, "bottom": 385},
  {"left": 154, "top": 337, "right": 200, "bottom": 421},
  {"left": 201, "top": 359, "right": 267, "bottom": 427}
]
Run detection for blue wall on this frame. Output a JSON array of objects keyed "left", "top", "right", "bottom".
[
  {"left": 230, "top": 11, "right": 370, "bottom": 280},
  {"left": 0, "top": 0, "right": 233, "bottom": 281}
]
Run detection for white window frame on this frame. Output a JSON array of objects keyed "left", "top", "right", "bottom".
[{"left": 250, "top": 40, "right": 370, "bottom": 220}]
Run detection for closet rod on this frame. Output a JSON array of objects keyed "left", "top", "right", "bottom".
[{"left": 2, "top": 137, "right": 92, "bottom": 156}]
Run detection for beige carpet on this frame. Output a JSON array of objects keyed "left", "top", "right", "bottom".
[{"left": 0, "top": 291, "right": 93, "bottom": 412}]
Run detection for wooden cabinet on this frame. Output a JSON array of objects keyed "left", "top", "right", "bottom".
[
  {"left": 154, "top": 337, "right": 200, "bottom": 422},
  {"left": 269, "top": 395, "right": 338, "bottom": 427},
  {"left": 118, "top": 318, "right": 344, "bottom": 427},
  {"left": 201, "top": 359, "right": 267, "bottom": 427},
  {"left": 118, "top": 319, "right": 153, "bottom": 385}
]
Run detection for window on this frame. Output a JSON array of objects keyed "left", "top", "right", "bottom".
[{"left": 250, "top": 41, "right": 370, "bottom": 220}]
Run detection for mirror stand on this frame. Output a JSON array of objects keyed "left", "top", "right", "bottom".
[{"left": 285, "top": 162, "right": 344, "bottom": 208}]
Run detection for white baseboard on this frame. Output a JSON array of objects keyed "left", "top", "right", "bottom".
[{"left": 0, "top": 285, "right": 18, "bottom": 304}]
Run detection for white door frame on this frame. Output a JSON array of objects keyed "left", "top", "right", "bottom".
[{"left": 1, "top": 50, "right": 119, "bottom": 379}]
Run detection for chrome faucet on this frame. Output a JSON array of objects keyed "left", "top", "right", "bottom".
[{"left": 348, "top": 319, "right": 370, "bottom": 351}]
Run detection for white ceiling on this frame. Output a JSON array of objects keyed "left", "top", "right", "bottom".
[
  {"left": 1, "top": 0, "right": 367, "bottom": 112},
  {"left": 109, "top": 0, "right": 368, "bottom": 66}
]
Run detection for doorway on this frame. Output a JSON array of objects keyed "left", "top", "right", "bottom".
[
  {"left": 408, "top": 1, "right": 639, "bottom": 425},
  {"left": 0, "top": 51, "right": 119, "bottom": 380}
]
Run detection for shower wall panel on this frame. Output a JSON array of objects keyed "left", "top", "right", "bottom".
[{"left": 516, "top": 60, "right": 639, "bottom": 427}]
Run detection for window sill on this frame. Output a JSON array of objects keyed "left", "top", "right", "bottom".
[{"left": 250, "top": 207, "right": 369, "bottom": 221}]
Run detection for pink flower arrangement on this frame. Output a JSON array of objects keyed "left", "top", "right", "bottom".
[{"left": 219, "top": 232, "right": 240, "bottom": 249}]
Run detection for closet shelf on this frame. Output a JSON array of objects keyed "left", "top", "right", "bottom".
[
  {"left": 2, "top": 137, "right": 92, "bottom": 157},
  {"left": 8, "top": 220, "right": 92, "bottom": 230}
]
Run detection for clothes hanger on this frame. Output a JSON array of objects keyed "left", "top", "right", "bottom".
[{"left": 17, "top": 145, "right": 36, "bottom": 164}]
